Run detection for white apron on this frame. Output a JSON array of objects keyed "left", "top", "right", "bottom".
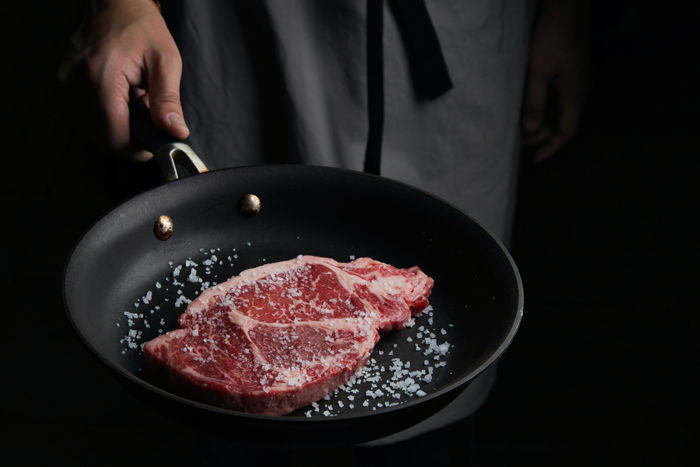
[{"left": 162, "top": 0, "right": 535, "bottom": 444}]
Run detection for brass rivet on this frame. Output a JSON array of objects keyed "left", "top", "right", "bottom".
[
  {"left": 239, "top": 194, "right": 262, "bottom": 216},
  {"left": 154, "top": 215, "right": 174, "bottom": 241}
]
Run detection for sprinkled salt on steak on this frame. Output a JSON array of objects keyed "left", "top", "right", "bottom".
[{"left": 143, "top": 255, "right": 433, "bottom": 416}]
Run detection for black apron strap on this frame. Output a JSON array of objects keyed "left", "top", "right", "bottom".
[
  {"left": 388, "top": 0, "right": 454, "bottom": 100},
  {"left": 364, "top": 0, "right": 384, "bottom": 175},
  {"left": 363, "top": 0, "right": 453, "bottom": 175}
]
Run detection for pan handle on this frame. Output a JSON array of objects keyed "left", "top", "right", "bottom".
[
  {"left": 154, "top": 143, "right": 209, "bottom": 182},
  {"left": 129, "top": 98, "right": 209, "bottom": 182}
]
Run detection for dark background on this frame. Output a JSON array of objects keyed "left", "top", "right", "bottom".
[{"left": 2, "top": 2, "right": 697, "bottom": 466}]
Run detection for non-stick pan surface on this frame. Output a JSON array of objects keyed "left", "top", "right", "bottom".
[{"left": 64, "top": 164, "right": 522, "bottom": 445}]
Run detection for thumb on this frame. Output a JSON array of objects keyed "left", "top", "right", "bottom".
[{"left": 146, "top": 52, "right": 190, "bottom": 139}]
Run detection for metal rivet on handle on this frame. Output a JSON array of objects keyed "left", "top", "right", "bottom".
[
  {"left": 239, "top": 194, "right": 262, "bottom": 216},
  {"left": 154, "top": 215, "right": 174, "bottom": 241}
]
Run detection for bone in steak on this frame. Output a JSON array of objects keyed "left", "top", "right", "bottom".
[{"left": 144, "top": 255, "right": 434, "bottom": 415}]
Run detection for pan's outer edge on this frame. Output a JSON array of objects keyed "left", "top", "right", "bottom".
[{"left": 63, "top": 164, "right": 524, "bottom": 424}]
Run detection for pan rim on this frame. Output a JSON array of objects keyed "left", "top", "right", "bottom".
[{"left": 63, "top": 163, "right": 524, "bottom": 424}]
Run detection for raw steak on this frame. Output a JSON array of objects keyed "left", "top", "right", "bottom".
[{"left": 144, "top": 255, "right": 434, "bottom": 415}]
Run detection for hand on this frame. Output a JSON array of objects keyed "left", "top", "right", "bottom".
[
  {"left": 59, "top": 0, "right": 188, "bottom": 161},
  {"left": 522, "top": 0, "right": 590, "bottom": 163}
]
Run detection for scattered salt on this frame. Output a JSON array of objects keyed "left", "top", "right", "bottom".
[
  {"left": 124, "top": 247, "right": 455, "bottom": 414},
  {"left": 142, "top": 290, "right": 152, "bottom": 304}
]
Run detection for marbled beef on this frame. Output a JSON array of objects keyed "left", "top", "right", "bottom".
[{"left": 144, "top": 255, "right": 433, "bottom": 415}]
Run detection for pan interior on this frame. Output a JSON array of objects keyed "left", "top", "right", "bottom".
[{"left": 65, "top": 166, "right": 521, "bottom": 420}]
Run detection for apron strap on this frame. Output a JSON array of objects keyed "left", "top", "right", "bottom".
[
  {"left": 364, "top": 0, "right": 384, "bottom": 175},
  {"left": 364, "top": 0, "right": 453, "bottom": 175},
  {"left": 388, "top": 0, "right": 454, "bottom": 100}
]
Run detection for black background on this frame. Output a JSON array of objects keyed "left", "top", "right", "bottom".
[{"left": 2, "top": 1, "right": 697, "bottom": 466}]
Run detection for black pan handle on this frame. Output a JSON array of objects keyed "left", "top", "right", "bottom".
[
  {"left": 129, "top": 97, "right": 209, "bottom": 182},
  {"left": 128, "top": 96, "right": 179, "bottom": 153}
]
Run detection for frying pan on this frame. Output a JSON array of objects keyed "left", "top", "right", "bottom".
[{"left": 63, "top": 104, "right": 523, "bottom": 446}]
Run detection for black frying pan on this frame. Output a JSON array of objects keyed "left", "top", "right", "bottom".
[{"left": 63, "top": 104, "right": 523, "bottom": 446}]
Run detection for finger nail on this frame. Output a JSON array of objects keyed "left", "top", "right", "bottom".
[
  {"left": 133, "top": 150, "right": 154, "bottom": 163},
  {"left": 166, "top": 112, "right": 189, "bottom": 133}
]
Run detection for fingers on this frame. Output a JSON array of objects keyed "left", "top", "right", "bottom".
[
  {"left": 96, "top": 70, "right": 132, "bottom": 151},
  {"left": 101, "top": 89, "right": 154, "bottom": 161},
  {"left": 97, "top": 77, "right": 153, "bottom": 162},
  {"left": 145, "top": 50, "right": 189, "bottom": 139},
  {"left": 522, "top": 126, "right": 554, "bottom": 147},
  {"left": 532, "top": 133, "right": 566, "bottom": 163},
  {"left": 132, "top": 149, "right": 154, "bottom": 162},
  {"left": 533, "top": 77, "right": 583, "bottom": 163},
  {"left": 121, "top": 91, "right": 154, "bottom": 161},
  {"left": 522, "top": 67, "right": 549, "bottom": 133},
  {"left": 522, "top": 72, "right": 585, "bottom": 163},
  {"left": 90, "top": 51, "right": 187, "bottom": 162}
]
